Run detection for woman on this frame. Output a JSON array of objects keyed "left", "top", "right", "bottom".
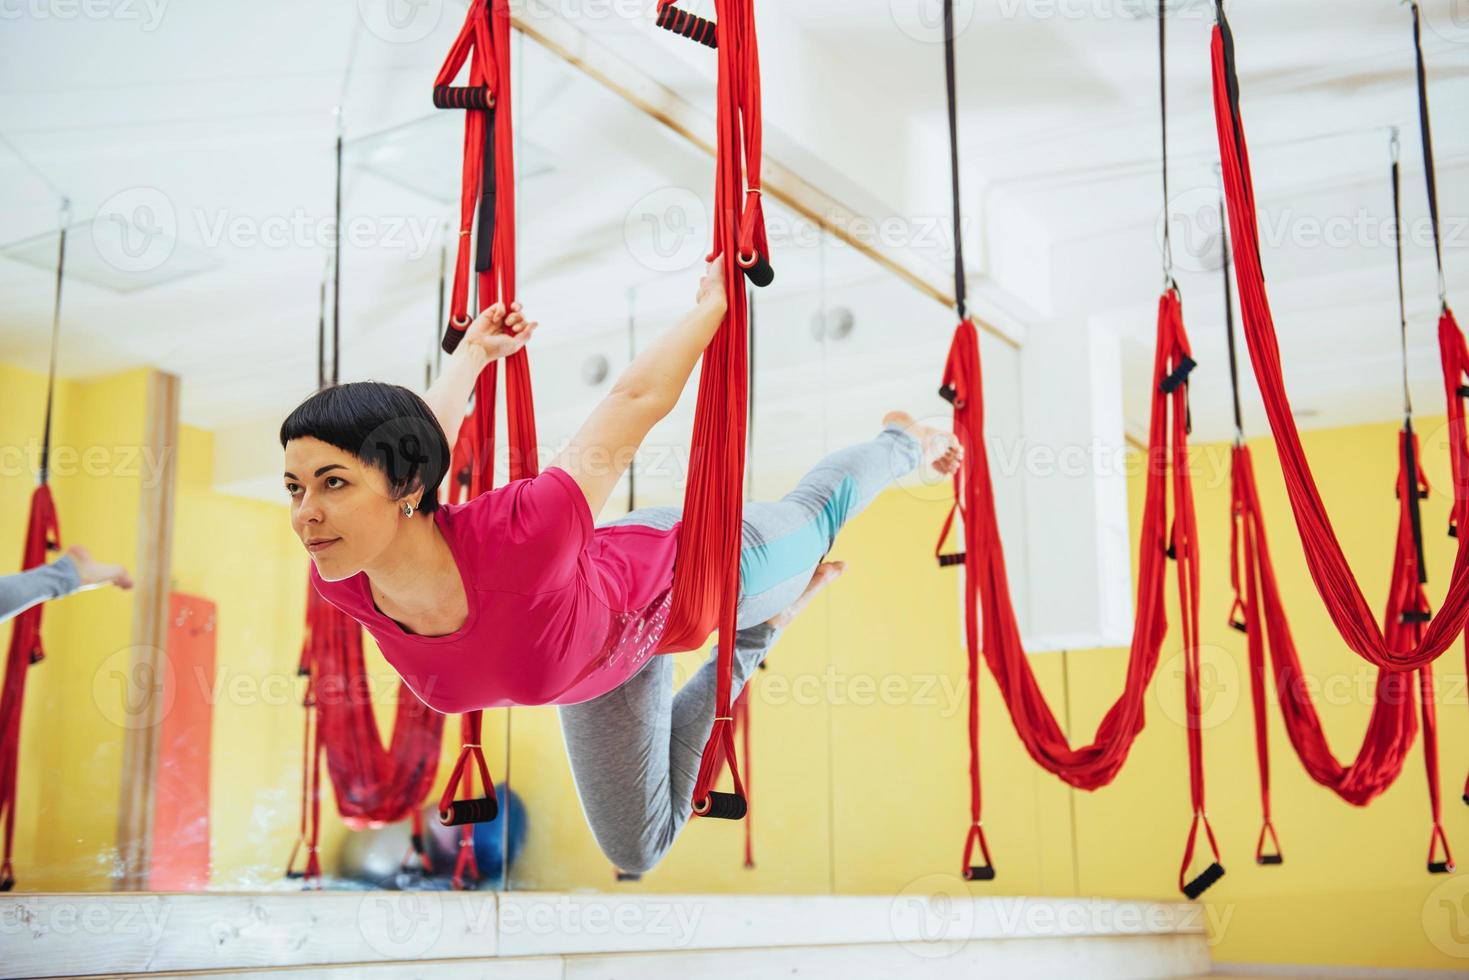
[
  {"left": 280, "top": 259, "right": 960, "bottom": 873},
  {"left": 0, "top": 545, "right": 133, "bottom": 625}
]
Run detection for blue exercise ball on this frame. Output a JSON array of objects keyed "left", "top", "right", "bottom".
[{"left": 423, "top": 782, "right": 527, "bottom": 885}]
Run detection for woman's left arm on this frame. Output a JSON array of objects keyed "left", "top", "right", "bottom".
[{"left": 422, "top": 302, "right": 537, "bottom": 448}]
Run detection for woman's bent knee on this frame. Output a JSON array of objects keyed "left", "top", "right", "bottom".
[{"left": 599, "top": 832, "right": 672, "bottom": 876}]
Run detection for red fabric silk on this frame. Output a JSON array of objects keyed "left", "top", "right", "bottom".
[
  {"left": 436, "top": 0, "right": 527, "bottom": 834},
  {"left": 0, "top": 484, "right": 60, "bottom": 889},
  {"left": 1211, "top": 20, "right": 1469, "bottom": 671},
  {"left": 289, "top": 581, "right": 446, "bottom": 885},
  {"left": 1231, "top": 444, "right": 1417, "bottom": 814},
  {"left": 938, "top": 291, "right": 1216, "bottom": 885},
  {"left": 1231, "top": 436, "right": 1455, "bottom": 869},
  {"left": 649, "top": 0, "right": 766, "bottom": 820}
]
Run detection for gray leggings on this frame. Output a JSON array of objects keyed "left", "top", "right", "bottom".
[
  {"left": 0, "top": 555, "right": 80, "bottom": 626},
  {"left": 557, "top": 422, "right": 923, "bottom": 874}
]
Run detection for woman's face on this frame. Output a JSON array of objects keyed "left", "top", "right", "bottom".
[{"left": 284, "top": 437, "right": 412, "bottom": 581}]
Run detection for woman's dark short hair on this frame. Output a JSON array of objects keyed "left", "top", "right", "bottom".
[{"left": 279, "top": 381, "right": 450, "bottom": 514}]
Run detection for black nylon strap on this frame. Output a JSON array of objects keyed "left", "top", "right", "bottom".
[
  {"left": 943, "top": 0, "right": 966, "bottom": 321},
  {"left": 39, "top": 208, "right": 67, "bottom": 486},
  {"left": 435, "top": 240, "right": 446, "bottom": 381},
  {"left": 1219, "top": 196, "right": 1243, "bottom": 438},
  {"left": 1389, "top": 131, "right": 1429, "bottom": 584},
  {"left": 1158, "top": 0, "right": 1173, "bottom": 281},
  {"left": 1405, "top": 415, "right": 1429, "bottom": 585},
  {"left": 1214, "top": 1, "right": 1260, "bottom": 261},
  {"left": 332, "top": 132, "right": 342, "bottom": 386},
  {"left": 1409, "top": 2, "right": 1446, "bottom": 305},
  {"left": 317, "top": 276, "right": 327, "bottom": 391},
  {"left": 627, "top": 290, "right": 638, "bottom": 513},
  {"left": 476, "top": 109, "right": 497, "bottom": 274},
  {"left": 1393, "top": 150, "right": 1412, "bottom": 419}
]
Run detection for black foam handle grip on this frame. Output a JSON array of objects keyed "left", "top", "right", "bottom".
[
  {"left": 410, "top": 833, "right": 424, "bottom": 854},
  {"left": 1, "top": 876, "right": 15, "bottom": 891},
  {"left": 657, "top": 5, "right": 717, "bottom": 47},
  {"left": 937, "top": 552, "right": 967, "bottom": 568},
  {"left": 1429, "top": 860, "right": 1455, "bottom": 874},
  {"left": 1159, "top": 355, "right": 1198, "bottom": 395},
  {"left": 1182, "top": 861, "right": 1225, "bottom": 900},
  {"left": 1450, "top": 521, "right": 1459, "bottom": 539},
  {"left": 1458, "top": 384, "right": 1469, "bottom": 399},
  {"left": 615, "top": 870, "right": 643, "bottom": 882},
  {"left": 284, "top": 870, "right": 303, "bottom": 880},
  {"left": 442, "top": 321, "right": 467, "bottom": 356},
  {"left": 433, "top": 85, "right": 493, "bottom": 110},
  {"left": 695, "top": 791, "right": 747, "bottom": 820},
  {"left": 738, "top": 251, "right": 774, "bottom": 288},
  {"left": 1229, "top": 618, "right": 1248, "bottom": 634},
  {"left": 1401, "top": 610, "right": 1432, "bottom": 624},
  {"left": 1256, "top": 854, "right": 1283, "bottom": 866},
  {"left": 440, "top": 795, "right": 499, "bottom": 826},
  {"left": 938, "top": 384, "right": 960, "bottom": 406},
  {"left": 964, "top": 865, "right": 996, "bottom": 882},
  {"left": 1463, "top": 793, "right": 1469, "bottom": 806}
]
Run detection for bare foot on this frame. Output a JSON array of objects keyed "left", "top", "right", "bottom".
[
  {"left": 765, "top": 560, "right": 846, "bottom": 628},
  {"left": 65, "top": 545, "right": 134, "bottom": 591},
  {"left": 883, "top": 410, "right": 963, "bottom": 476}
]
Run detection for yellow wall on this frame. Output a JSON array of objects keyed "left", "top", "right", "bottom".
[
  {"left": 5, "top": 355, "right": 1467, "bottom": 968},
  {"left": 2, "top": 362, "right": 147, "bottom": 890},
  {"left": 497, "top": 415, "right": 1469, "bottom": 971}
]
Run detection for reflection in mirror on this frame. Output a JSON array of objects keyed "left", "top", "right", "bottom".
[{"left": 0, "top": 14, "right": 986, "bottom": 899}]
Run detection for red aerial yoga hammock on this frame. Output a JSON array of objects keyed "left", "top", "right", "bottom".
[
  {"left": 430, "top": 0, "right": 525, "bottom": 854},
  {"left": 1225, "top": 174, "right": 1452, "bottom": 873},
  {"left": 647, "top": 0, "right": 769, "bottom": 823},
  {"left": 435, "top": 0, "right": 773, "bottom": 835},
  {"left": 0, "top": 210, "right": 68, "bottom": 893},
  {"left": 1226, "top": 0, "right": 1462, "bottom": 872},
  {"left": 934, "top": 0, "right": 1220, "bottom": 898},
  {"left": 1210, "top": 0, "right": 1469, "bottom": 673},
  {"left": 287, "top": 584, "right": 448, "bottom": 886},
  {"left": 1400, "top": 0, "right": 1469, "bottom": 810},
  {"left": 286, "top": 150, "right": 449, "bottom": 887}
]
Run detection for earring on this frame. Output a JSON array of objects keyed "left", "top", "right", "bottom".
[{"left": 403, "top": 501, "right": 416, "bottom": 518}]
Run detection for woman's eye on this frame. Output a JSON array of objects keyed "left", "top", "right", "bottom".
[
  {"left": 285, "top": 483, "right": 301, "bottom": 496},
  {"left": 326, "top": 476, "right": 346, "bottom": 489}
]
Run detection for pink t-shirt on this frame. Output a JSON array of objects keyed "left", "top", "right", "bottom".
[{"left": 308, "top": 466, "right": 681, "bottom": 714}]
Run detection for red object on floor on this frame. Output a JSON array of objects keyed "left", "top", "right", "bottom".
[{"left": 149, "top": 593, "right": 217, "bottom": 890}]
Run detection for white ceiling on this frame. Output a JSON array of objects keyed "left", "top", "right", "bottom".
[{"left": 2, "top": 1, "right": 1468, "bottom": 498}]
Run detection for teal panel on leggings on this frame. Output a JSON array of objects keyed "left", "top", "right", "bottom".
[{"left": 738, "top": 475, "right": 858, "bottom": 595}]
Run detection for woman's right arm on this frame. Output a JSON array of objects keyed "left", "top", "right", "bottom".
[{"left": 549, "top": 259, "right": 727, "bottom": 521}]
